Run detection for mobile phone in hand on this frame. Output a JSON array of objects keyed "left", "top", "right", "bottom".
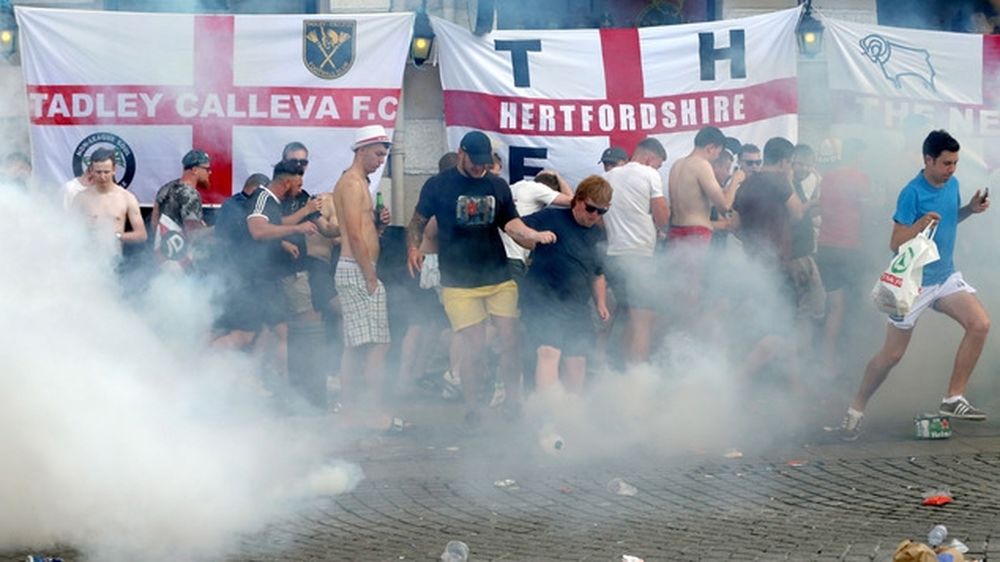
[{"left": 981, "top": 188, "right": 990, "bottom": 204}]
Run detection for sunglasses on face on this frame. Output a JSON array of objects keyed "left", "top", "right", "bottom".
[
  {"left": 288, "top": 158, "right": 309, "bottom": 167},
  {"left": 198, "top": 165, "right": 212, "bottom": 173},
  {"left": 585, "top": 203, "right": 609, "bottom": 215}
]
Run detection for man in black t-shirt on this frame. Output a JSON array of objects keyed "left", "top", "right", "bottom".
[
  {"left": 520, "top": 175, "right": 612, "bottom": 394},
  {"left": 406, "top": 130, "right": 556, "bottom": 428},
  {"left": 236, "top": 160, "right": 318, "bottom": 377}
]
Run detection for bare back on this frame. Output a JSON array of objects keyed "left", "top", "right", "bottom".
[
  {"left": 332, "top": 168, "right": 380, "bottom": 264},
  {"left": 668, "top": 153, "right": 719, "bottom": 229}
]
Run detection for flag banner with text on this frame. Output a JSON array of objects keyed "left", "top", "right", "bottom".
[
  {"left": 433, "top": 8, "right": 800, "bottom": 187},
  {"left": 824, "top": 15, "right": 1000, "bottom": 188},
  {"left": 16, "top": 7, "right": 412, "bottom": 204}
]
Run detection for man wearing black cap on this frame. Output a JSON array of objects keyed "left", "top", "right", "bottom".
[
  {"left": 150, "top": 149, "right": 211, "bottom": 269},
  {"left": 406, "top": 130, "right": 556, "bottom": 429},
  {"left": 600, "top": 146, "right": 628, "bottom": 172}
]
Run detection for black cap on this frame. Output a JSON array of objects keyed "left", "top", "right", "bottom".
[
  {"left": 599, "top": 146, "right": 628, "bottom": 164},
  {"left": 459, "top": 131, "right": 494, "bottom": 165},
  {"left": 182, "top": 149, "right": 210, "bottom": 169}
]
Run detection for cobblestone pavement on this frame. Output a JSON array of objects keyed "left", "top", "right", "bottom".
[{"left": 9, "top": 400, "right": 1000, "bottom": 562}]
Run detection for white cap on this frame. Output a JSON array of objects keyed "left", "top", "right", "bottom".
[{"left": 351, "top": 125, "right": 392, "bottom": 151}]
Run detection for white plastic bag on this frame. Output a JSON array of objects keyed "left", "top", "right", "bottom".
[
  {"left": 419, "top": 253, "right": 441, "bottom": 289},
  {"left": 871, "top": 223, "right": 939, "bottom": 317}
]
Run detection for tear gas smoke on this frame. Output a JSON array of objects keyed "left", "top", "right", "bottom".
[{"left": 0, "top": 185, "right": 362, "bottom": 561}]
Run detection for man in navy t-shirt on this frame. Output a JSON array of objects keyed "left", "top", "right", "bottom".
[
  {"left": 840, "top": 130, "right": 991, "bottom": 440},
  {"left": 406, "top": 130, "right": 556, "bottom": 428},
  {"left": 520, "top": 175, "right": 612, "bottom": 394}
]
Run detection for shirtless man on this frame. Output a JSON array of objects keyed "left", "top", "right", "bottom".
[
  {"left": 72, "top": 148, "right": 147, "bottom": 254},
  {"left": 332, "top": 125, "right": 396, "bottom": 429},
  {"left": 667, "top": 126, "right": 738, "bottom": 243},
  {"left": 666, "top": 127, "right": 739, "bottom": 321}
]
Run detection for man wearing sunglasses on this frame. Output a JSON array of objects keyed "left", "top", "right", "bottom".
[
  {"left": 519, "top": 175, "right": 612, "bottom": 394},
  {"left": 738, "top": 144, "right": 763, "bottom": 177}
]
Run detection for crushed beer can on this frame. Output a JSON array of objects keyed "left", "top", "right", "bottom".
[
  {"left": 914, "top": 413, "right": 952, "bottom": 439},
  {"left": 26, "top": 556, "right": 64, "bottom": 562}
]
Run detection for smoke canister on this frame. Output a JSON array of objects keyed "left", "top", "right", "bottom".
[{"left": 914, "top": 414, "right": 952, "bottom": 439}]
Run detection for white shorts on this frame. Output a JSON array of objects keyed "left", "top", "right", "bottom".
[{"left": 889, "top": 272, "right": 976, "bottom": 330}]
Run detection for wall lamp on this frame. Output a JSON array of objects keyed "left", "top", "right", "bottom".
[{"left": 797, "top": 0, "right": 824, "bottom": 57}]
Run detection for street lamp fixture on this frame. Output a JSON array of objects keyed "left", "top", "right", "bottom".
[
  {"left": 411, "top": 8, "right": 435, "bottom": 67},
  {"left": 797, "top": 0, "right": 824, "bottom": 57}
]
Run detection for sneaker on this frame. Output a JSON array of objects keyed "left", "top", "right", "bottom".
[
  {"left": 839, "top": 409, "right": 864, "bottom": 441},
  {"left": 939, "top": 397, "right": 987, "bottom": 421},
  {"left": 440, "top": 370, "right": 462, "bottom": 401},
  {"left": 489, "top": 378, "right": 506, "bottom": 408}
]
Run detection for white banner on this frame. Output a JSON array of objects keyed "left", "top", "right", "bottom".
[
  {"left": 433, "top": 8, "right": 801, "bottom": 187},
  {"left": 16, "top": 7, "right": 413, "bottom": 204},
  {"left": 824, "top": 15, "right": 1000, "bottom": 187}
]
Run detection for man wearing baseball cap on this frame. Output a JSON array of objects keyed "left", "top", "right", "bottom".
[
  {"left": 150, "top": 149, "right": 211, "bottom": 271},
  {"left": 406, "top": 130, "right": 556, "bottom": 430},
  {"left": 599, "top": 146, "right": 628, "bottom": 172}
]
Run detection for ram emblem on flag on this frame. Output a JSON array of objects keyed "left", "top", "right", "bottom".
[
  {"left": 825, "top": 15, "right": 1000, "bottom": 188},
  {"left": 432, "top": 7, "right": 801, "bottom": 187},
  {"left": 303, "top": 20, "right": 356, "bottom": 80},
  {"left": 16, "top": 8, "right": 412, "bottom": 205}
]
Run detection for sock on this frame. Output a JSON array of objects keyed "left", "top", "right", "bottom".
[
  {"left": 943, "top": 395, "right": 965, "bottom": 404},
  {"left": 847, "top": 407, "right": 863, "bottom": 418}
]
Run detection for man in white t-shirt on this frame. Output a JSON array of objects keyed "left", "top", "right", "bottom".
[
  {"left": 603, "top": 137, "right": 670, "bottom": 365},
  {"left": 500, "top": 171, "right": 573, "bottom": 279}
]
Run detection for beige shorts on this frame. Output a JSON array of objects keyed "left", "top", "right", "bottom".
[{"left": 281, "top": 271, "right": 314, "bottom": 316}]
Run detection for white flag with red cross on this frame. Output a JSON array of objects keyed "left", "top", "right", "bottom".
[
  {"left": 824, "top": 16, "right": 1000, "bottom": 187},
  {"left": 16, "top": 7, "right": 413, "bottom": 204},
  {"left": 432, "top": 8, "right": 801, "bottom": 187}
]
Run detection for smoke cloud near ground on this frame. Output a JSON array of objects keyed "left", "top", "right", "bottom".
[{"left": 0, "top": 185, "right": 362, "bottom": 561}]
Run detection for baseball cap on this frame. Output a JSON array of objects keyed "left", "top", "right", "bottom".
[
  {"left": 182, "top": 149, "right": 210, "bottom": 169},
  {"left": 459, "top": 131, "right": 493, "bottom": 165},
  {"left": 351, "top": 125, "right": 392, "bottom": 151},
  {"left": 599, "top": 146, "right": 628, "bottom": 164}
]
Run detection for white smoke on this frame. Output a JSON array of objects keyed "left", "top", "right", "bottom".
[{"left": 0, "top": 185, "right": 362, "bottom": 562}]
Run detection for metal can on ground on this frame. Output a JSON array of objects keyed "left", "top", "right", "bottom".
[{"left": 914, "top": 413, "right": 952, "bottom": 439}]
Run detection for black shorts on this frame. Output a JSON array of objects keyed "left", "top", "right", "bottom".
[
  {"left": 816, "top": 246, "right": 863, "bottom": 292},
  {"left": 304, "top": 256, "right": 337, "bottom": 313},
  {"left": 523, "top": 300, "right": 594, "bottom": 357}
]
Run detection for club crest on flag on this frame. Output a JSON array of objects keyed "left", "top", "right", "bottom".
[
  {"left": 303, "top": 20, "right": 356, "bottom": 79},
  {"left": 858, "top": 34, "right": 937, "bottom": 92},
  {"left": 72, "top": 132, "right": 137, "bottom": 188}
]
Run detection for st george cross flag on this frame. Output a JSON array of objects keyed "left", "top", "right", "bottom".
[
  {"left": 433, "top": 8, "right": 801, "bottom": 187},
  {"left": 824, "top": 16, "right": 1000, "bottom": 187},
  {"left": 16, "top": 7, "right": 413, "bottom": 204}
]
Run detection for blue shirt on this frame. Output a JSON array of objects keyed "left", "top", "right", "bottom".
[{"left": 892, "top": 171, "right": 960, "bottom": 286}]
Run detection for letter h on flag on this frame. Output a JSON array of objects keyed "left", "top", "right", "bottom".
[{"left": 433, "top": 8, "right": 800, "bottom": 186}]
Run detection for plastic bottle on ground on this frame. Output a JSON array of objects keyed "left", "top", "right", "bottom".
[
  {"left": 927, "top": 524, "right": 948, "bottom": 547},
  {"left": 440, "top": 540, "right": 469, "bottom": 562}
]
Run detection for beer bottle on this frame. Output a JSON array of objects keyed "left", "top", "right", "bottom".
[{"left": 374, "top": 191, "right": 385, "bottom": 225}]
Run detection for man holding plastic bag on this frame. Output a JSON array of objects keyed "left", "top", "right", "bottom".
[{"left": 839, "top": 131, "right": 990, "bottom": 440}]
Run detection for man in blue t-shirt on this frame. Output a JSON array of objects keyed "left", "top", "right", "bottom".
[
  {"left": 406, "top": 130, "right": 556, "bottom": 429},
  {"left": 840, "top": 130, "right": 990, "bottom": 440}
]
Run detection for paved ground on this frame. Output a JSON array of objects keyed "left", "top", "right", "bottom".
[
  {"left": 223, "top": 406, "right": 1000, "bottom": 562},
  {"left": 9, "top": 386, "right": 1000, "bottom": 562}
]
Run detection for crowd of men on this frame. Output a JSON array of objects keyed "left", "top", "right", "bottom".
[{"left": 25, "top": 121, "right": 991, "bottom": 439}]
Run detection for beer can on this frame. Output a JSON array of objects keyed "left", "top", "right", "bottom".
[{"left": 914, "top": 414, "right": 952, "bottom": 439}]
